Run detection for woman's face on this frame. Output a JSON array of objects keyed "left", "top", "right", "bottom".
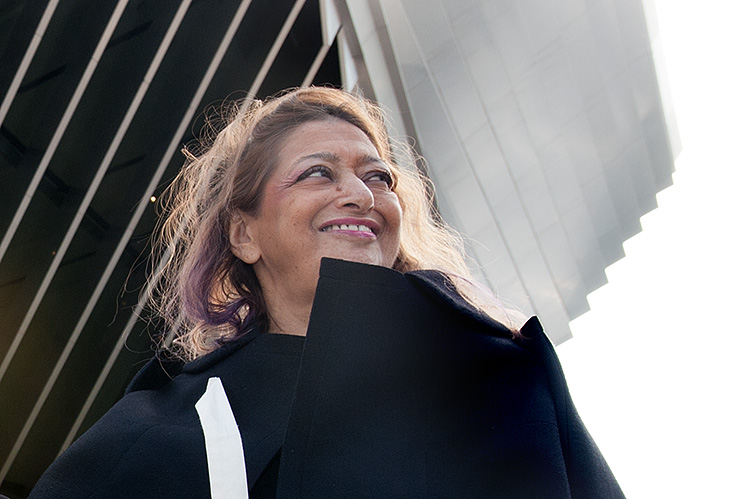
[{"left": 231, "top": 118, "right": 402, "bottom": 309}]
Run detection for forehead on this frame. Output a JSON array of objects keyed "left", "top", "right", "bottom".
[{"left": 278, "top": 118, "right": 380, "bottom": 159}]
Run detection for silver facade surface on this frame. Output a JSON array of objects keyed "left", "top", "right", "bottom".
[
  {"left": 0, "top": 0, "right": 676, "bottom": 494},
  {"left": 338, "top": 0, "right": 679, "bottom": 341}
]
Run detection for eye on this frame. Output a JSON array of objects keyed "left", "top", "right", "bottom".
[
  {"left": 296, "top": 165, "right": 332, "bottom": 182},
  {"left": 363, "top": 169, "right": 394, "bottom": 189}
]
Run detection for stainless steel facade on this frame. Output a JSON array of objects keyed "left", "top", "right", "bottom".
[
  {"left": 339, "top": 0, "right": 679, "bottom": 340},
  {"left": 0, "top": 0, "right": 676, "bottom": 495}
]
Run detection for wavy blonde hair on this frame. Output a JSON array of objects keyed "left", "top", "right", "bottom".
[{"left": 151, "top": 87, "right": 521, "bottom": 361}]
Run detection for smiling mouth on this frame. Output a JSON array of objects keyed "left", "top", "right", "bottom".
[{"left": 320, "top": 223, "right": 374, "bottom": 234}]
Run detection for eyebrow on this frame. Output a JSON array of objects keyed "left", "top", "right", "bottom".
[
  {"left": 295, "top": 152, "right": 389, "bottom": 169},
  {"left": 295, "top": 151, "right": 339, "bottom": 165}
]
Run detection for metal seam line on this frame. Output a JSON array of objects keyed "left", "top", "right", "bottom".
[
  {"left": 59, "top": 0, "right": 256, "bottom": 455},
  {"left": 0, "top": 0, "right": 60, "bottom": 127},
  {"left": 301, "top": 25, "right": 339, "bottom": 88},
  {"left": 0, "top": 0, "right": 130, "bottom": 384},
  {"left": 243, "top": 0, "right": 307, "bottom": 107},
  {"left": 0, "top": 0, "right": 193, "bottom": 482},
  {"left": 0, "top": 0, "right": 130, "bottom": 266}
]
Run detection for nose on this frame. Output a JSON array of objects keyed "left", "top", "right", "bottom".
[{"left": 335, "top": 173, "right": 375, "bottom": 212}]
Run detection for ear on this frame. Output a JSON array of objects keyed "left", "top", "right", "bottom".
[{"left": 228, "top": 212, "right": 261, "bottom": 264}]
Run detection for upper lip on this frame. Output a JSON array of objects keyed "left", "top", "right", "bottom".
[{"left": 319, "top": 217, "right": 381, "bottom": 235}]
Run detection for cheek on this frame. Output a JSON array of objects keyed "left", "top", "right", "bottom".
[
  {"left": 264, "top": 189, "right": 306, "bottom": 226},
  {"left": 276, "top": 195, "right": 325, "bottom": 246},
  {"left": 383, "top": 194, "right": 403, "bottom": 230}
]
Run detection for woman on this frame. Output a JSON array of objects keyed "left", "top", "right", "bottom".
[{"left": 30, "top": 87, "right": 624, "bottom": 498}]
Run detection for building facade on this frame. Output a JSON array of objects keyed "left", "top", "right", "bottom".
[{"left": 0, "top": 0, "right": 677, "bottom": 494}]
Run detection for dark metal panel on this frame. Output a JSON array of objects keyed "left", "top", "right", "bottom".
[
  {"left": 0, "top": 0, "right": 130, "bottom": 448},
  {"left": 0, "top": 0, "right": 59, "bottom": 125},
  {"left": 0, "top": 0, "right": 124, "bottom": 253},
  {"left": 0, "top": 0, "right": 194, "bottom": 484}
]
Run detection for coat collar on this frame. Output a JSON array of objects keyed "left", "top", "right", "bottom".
[
  {"left": 128, "top": 259, "right": 531, "bottom": 394},
  {"left": 405, "top": 268, "right": 516, "bottom": 339}
]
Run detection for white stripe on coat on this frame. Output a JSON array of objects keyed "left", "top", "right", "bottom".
[{"left": 195, "top": 377, "right": 249, "bottom": 499}]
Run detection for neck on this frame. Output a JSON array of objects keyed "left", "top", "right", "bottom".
[
  {"left": 252, "top": 260, "right": 319, "bottom": 336},
  {"left": 266, "top": 308, "right": 310, "bottom": 336},
  {"left": 260, "top": 280, "right": 314, "bottom": 336}
]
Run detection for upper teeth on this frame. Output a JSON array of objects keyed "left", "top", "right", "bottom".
[{"left": 322, "top": 224, "right": 373, "bottom": 233}]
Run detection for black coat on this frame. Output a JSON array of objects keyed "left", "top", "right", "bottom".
[{"left": 30, "top": 258, "right": 624, "bottom": 498}]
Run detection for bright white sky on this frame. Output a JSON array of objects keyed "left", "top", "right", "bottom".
[{"left": 556, "top": 1, "right": 750, "bottom": 497}]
